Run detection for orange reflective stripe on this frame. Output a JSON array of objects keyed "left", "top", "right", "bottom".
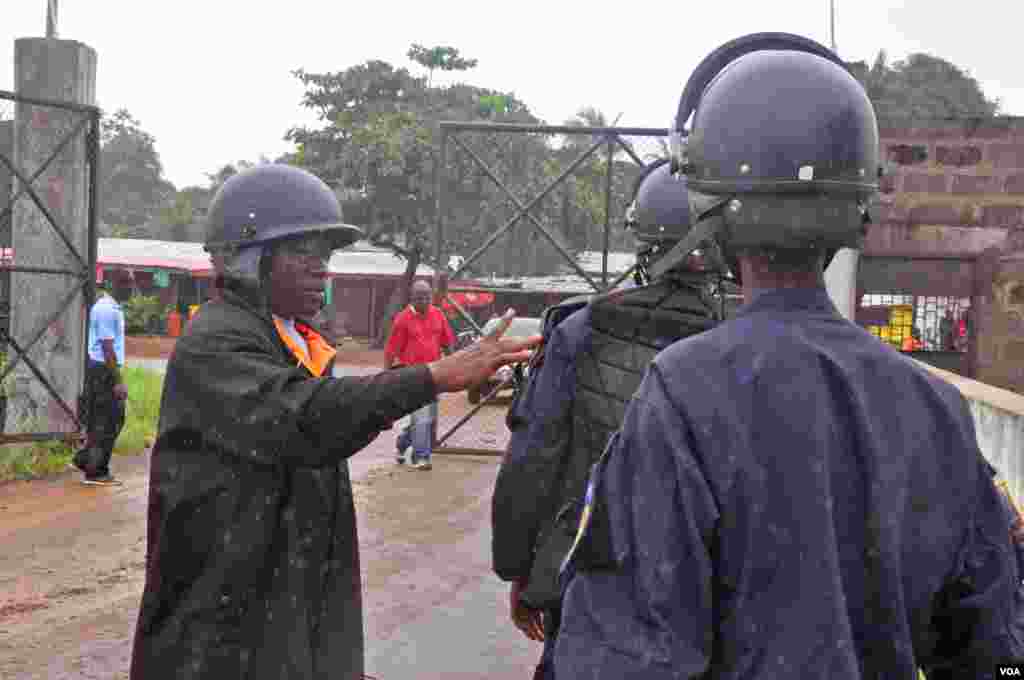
[
  {"left": 296, "top": 321, "right": 337, "bottom": 376},
  {"left": 273, "top": 318, "right": 337, "bottom": 377}
]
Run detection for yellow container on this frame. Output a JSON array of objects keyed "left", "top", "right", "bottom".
[{"left": 890, "top": 305, "right": 913, "bottom": 325}]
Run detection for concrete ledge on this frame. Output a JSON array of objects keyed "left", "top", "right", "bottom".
[
  {"left": 917, "top": 360, "right": 1024, "bottom": 416},
  {"left": 918, "top": 360, "right": 1024, "bottom": 501}
]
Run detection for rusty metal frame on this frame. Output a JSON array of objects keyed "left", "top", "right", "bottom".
[
  {"left": 857, "top": 253, "right": 980, "bottom": 378},
  {"left": 432, "top": 122, "right": 668, "bottom": 455},
  {"left": 0, "top": 89, "right": 100, "bottom": 444}
]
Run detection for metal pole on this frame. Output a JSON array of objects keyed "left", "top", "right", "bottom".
[
  {"left": 85, "top": 111, "right": 100, "bottom": 432},
  {"left": 435, "top": 127, "right": 447, "bottom": 280},
  {"left": 602, "top": 137, "right": 614, "bottom": 289},
  {"left": 830, "top": 0, "right": 837, "bottom": 52},
  {"left": 435, "top": 374, "right": 516, "bottom": 448},
  {"left": 46, "top": 0, "right": 59, "bottom": 39},
  {"left": 440, "top": 121, "right": 668, "bottom": 137}
]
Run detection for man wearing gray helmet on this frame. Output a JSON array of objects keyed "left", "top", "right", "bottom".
[
  {"left": 554, "top": 33, "right": 1024, "bottom": 680},
  {"left": 129, "top": 163, "right": 540, "bottom": 680},
  {"left": 491, "top": 157, "right": 723, "bottom": 679}
]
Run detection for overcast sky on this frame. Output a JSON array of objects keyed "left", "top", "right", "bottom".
[{"left": 3, "top": 1, "right": 1022, "bottom": 190}]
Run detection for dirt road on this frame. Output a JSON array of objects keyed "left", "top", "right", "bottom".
[{"left": 0, "top": 367, "right": 538, "bottom": 679}]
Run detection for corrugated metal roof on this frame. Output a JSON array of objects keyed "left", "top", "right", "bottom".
[
  {"left": 98, "top": 238, "right": 211, "bottom": 273},
  {"left": 328, "top": 244, "right": 435, "bottom": 277},
  {"left": 573, "top": 250, "right": 636, "bottom": 275},
  {"left": 97, "top": 238, "right": 435, "bottom": 278},
  {"left": 467, "top": 275, "right": 607, "bottom": 294}
]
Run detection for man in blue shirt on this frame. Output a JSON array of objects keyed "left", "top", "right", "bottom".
[
  {"left": 554, "top": 34, "right": 1024, "bottom": 679},
  {"left": 72, "top": 279, "right": 128, "bottom": 486}
]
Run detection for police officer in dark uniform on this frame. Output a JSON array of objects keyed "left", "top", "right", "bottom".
[
  {"left": 491, "top": 158, "right": 722, "bottom": 679},
  {"left": 553, "top": 33, "right": 1024, "bottom": 679},
  {"left": 129, "top": 164, "right": 540, "bottom": 680}
]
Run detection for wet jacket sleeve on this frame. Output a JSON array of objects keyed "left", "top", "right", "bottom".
[
  {"left": 925, "top": 452, "right": 1024, "bottom": 678},
  {"left": 169, "top": 325, "right": 437, "bottom": 468},
  {"left": 491, "top": 317, "right": 581, "bottom": 583},
  {"left": 554, "top": 364, "right": 718, "bottom": 679}
]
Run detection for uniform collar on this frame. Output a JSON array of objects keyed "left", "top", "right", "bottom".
[{"left": 734, "top": 286, "right": 840, "bottom": 318}]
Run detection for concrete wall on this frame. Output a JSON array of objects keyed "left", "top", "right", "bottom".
[{"left": 922, "top": 361, "right": 1024, "bottom": 502}]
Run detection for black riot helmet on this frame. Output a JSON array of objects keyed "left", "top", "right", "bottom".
[
  {"left": 656, "top": 33, "right": 881, "bottom": 283},
  {"left": 204, "top": 164, "right": 363, "bottom": 276}
]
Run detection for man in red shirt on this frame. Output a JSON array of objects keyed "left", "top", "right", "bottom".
[{"left": 385, "top": 280, "right": 455, "bottom": 469}]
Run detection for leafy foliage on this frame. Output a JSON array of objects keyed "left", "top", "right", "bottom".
[
  {"left": 849, "top": 51, "right": 1000, "bottom": 119},
  {"left": 407, "top": 44, "right": 479, "bottom": 88},
  {"left": 99, "top": 109, "right": 176, "bottom": 234},
  {"left": 122, "top": 294, "right": 172, "bottom": 334},
  {"left": 0, "top": 366, "right": 164, "bottom": 481},
  {"left": 284, "top": 49, "right": 642, "bottom": 284}
]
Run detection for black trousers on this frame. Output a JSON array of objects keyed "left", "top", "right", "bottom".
[{"left": 74, "top": 360, "right": 126, "bottom": 477}]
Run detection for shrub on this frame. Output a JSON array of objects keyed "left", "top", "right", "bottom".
[{"left": 122, "top": 294, "right": 173, "bottom": 334}]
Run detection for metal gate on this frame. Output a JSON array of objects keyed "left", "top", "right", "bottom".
[
  {"left": 857, "top": 253, "right": 979, "bottom": 378},
  {"left": 431, "top": 122, "right": 668, "bottom": 456},
  {"left": 0, "top": 89, "right": 100, "bottom": 444}
]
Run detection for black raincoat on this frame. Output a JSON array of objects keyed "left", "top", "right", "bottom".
[{"left": 129, "top": 289, "right": 437, "bottom": 680}]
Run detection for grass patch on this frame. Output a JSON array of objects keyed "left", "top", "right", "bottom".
[
  {"left": 0, "top": 365, "right": 164, "bottom": 481},
  {"left": 114, "top": 365, "right": 164, "bottom": 455}
]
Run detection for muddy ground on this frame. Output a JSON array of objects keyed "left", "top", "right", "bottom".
[{"left": 0, "top": 348, "right": 536, "bottom": 679}]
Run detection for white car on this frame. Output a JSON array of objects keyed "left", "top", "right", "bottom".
[{"left": 466, "top": 316, "right": 542, "bottom": 404}]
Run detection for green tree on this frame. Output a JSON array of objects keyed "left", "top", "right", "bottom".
[
  {"left": 99, "top": 109, "right": 175, "bottom": 236},
  {"left": 285, "top": 49, "right": 565, "bottom": 345},
  {"left": 406, "top": 44, "right": 479, "bottom": 88},
  {"left": 848, "top": 51, "right": 1000, "bottom": 119},
  {"left": 555, "top": 108, "right": 642, "bottom": 254}
]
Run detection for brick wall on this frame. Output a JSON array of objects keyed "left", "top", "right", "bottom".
[
  {"left": 868, "top": 117, "right": 1024, "bottom": 393},
  {"left": 868, "top": 117, "right": 1024, "bottom": 257}
]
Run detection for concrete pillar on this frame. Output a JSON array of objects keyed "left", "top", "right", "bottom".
[
  {"left": 0, "top": 120, "right": 12, "bottom": 339},
  {"left": 824, "top": 247, "right": 860, "bottom": 322},
  {"left": 0, "top": 121, "right": 11, "bottom": 229},
  {"left": 5, "top": 38, "right": 97, "bottom": 436}
]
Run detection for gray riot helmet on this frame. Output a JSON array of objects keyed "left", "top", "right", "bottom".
[
  {"left": 654, "top": 33, "right": 881, "bottom": 284},
  {"left": 204, "top": 164, "right": 363, "bottom": 287},
  {"left": 625, "top": 158, "right": 718, "bottom": 282}
]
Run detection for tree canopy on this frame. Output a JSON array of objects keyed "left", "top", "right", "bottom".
[
  {"left": 99, "top": 109, "right": 175, "bottom": 236},
  {"left": 849, "top": 51, "right": 1000, "bottom": 120}
]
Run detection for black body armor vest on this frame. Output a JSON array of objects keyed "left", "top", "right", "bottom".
[{"left": 521, "top": 274, "right": 718, "bottom": 610}]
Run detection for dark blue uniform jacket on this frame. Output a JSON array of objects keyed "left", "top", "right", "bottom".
[
  {"left": 493, "top": 304, "right": 593, "bottom": 584},
  {"left": 553, "top": 287, "right": 1024, "bottom": 680}
]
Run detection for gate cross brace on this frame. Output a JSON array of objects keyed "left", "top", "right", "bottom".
[
  {"left": 0, "top": 145, "right": 89, "bottom": 271},
  {"left": 0, "top": 325, "right": 82, "bottom": 430},
  {"left": 0, "top": 279, "right": 86, "bottom": 391},
  {"left": 446, "top": 133, "right": 606, "bottom": 291}
]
